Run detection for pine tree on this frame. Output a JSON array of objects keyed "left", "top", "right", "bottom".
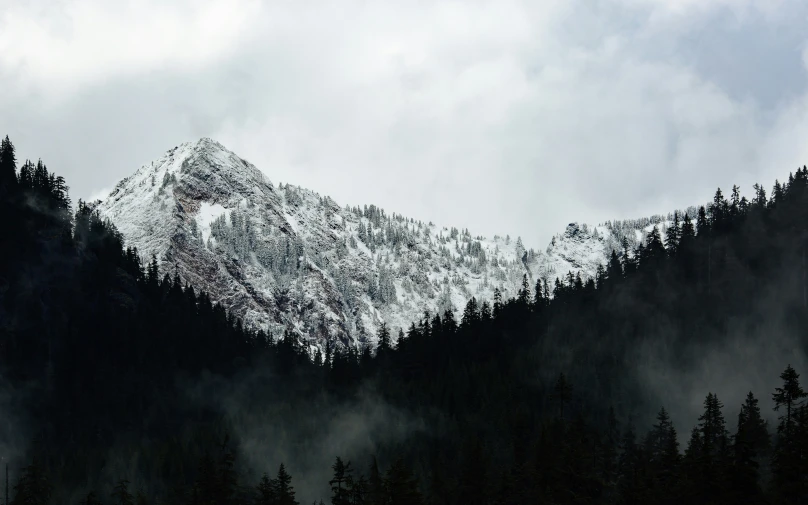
[
  {"left": 752, "top": 183, "right": 767, "bottom": 207},
  {"left": 479, "top": 301, "right": 492, "bottom": 322},
  {"left": 10, "top": 460, "right": 51, "bottom": 505},
  {"left": 665, "top": 211, "right": 680, "bottom": 255},
  {"left": 771, "top": 365, "right": 808, "bottom": 503},
  {"left": 732, "top": 392, "right": 769, "bottom": 503},
  {"left": 696, "top": 206, "right": 709, "bottom": 237},
  {"left": 385, "top": 459, "right": 422, "bottom": 505},
  {"left": 680, "top": 213, "right": 695, "bottom": 245},
  {"left": 18, "top": 160, "right": 33, "bottom": 191},
  {"left": 606, "top": 249, "right": 623, "bottom": 283},
  {"left": 644, "top": 226, "right": 665, "bottom": 261},
  {"left": 275, "top": 464, "right": 298, "bottom": 505},
  {"left": 696, "top": 393, "right": 731, "bottom": 503},
  {"left": 772, "top": 364, "right": 807, "bottom": 435},
  {"left": 366, "top": 457, "right": 385, "bottom": 505},
  {"left": 492, "top": 288, "right": 503, "bottom": 318},
  {"left": 517, "top": 274, "right": 531, "bottom": 307},
  {"left": 217, "top": 437, "right": 238, "bottom": 505},
  {"left": 681, "top": 426, "right": 702, "bottom": 502},
  {"left": 82, "top": 491, "right": 103, "bottom": 505},
  {"left": 377, "top": 322, "right": 391, "bottom": 354},
  {"left": 0, "top": 135, "right": 17, "bottom": 192},
  {"left": 772, "top": 180, "right": 784, "bottom": 207},
  {"left": 441, "top": 309, "right": 457, "bottom": 335},
  {"left": 649, "top": 407, "right": 680, "bottom": 500},
  {"left": 111, "top": 479, "right": 134, "bottom": 505},
  {"left": 730, "top": 185, "right": 741, "bottom": 218},
  {"left": 349, "top": 474, "right": 367, "bottom": 505},
  {"left": 256, "top": 473, "right": 277, "bottom": 505},
  {"left": 616, "top": 418, "right": 649, "bottom": 504},
  {"left": 460, "top": 297, "right": 479, "bottom": 329},
  {"left": 534, "top": 278, "right": 545, "bottom": 310},
  {"left": 330, "top": 457, "right": 352, "bottom": 505}
]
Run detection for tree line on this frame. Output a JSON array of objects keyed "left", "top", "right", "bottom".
[{"left": 2, "top": 135, "right": 808, "bottom": 504}]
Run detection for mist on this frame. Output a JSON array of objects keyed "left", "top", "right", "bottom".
[{"left": 178, "top": 364, "right": 427, "bottom": 503}]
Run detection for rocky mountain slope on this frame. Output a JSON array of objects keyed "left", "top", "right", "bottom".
[{"left": 96, "top": 138, "right": 696, "bottom": 351}]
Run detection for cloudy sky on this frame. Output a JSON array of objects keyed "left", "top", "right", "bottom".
[{"left": 2, "top": 0, "right": 808, "bottom": 248}]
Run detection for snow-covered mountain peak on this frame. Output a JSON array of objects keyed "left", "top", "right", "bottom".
[{"left": 97, "top": 139, "right": 699, "bottom": 352}]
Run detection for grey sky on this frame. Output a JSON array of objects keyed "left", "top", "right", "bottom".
[{"left": 2, "top": 0, "right": 808, "bottom": 249}]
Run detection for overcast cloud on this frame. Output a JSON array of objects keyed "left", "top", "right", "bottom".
[{"left": 2, "top": 0, "right": 808, "bottom": 248}]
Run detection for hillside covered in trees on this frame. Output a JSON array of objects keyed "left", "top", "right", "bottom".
[{"left": 1, "top": 134, "right": 808, "bottom": 505}]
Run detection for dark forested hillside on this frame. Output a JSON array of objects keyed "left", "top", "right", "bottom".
[{"left": 1, "top": 135, "right": 808, "bottom": 505}]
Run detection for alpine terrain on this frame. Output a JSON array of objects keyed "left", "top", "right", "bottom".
[{"left": 96, "top": 138, "right": 697, "bottom": 351}]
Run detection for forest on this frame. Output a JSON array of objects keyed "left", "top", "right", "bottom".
[{"left": 1, "top": 134, "right": 807, "bottom": 505}]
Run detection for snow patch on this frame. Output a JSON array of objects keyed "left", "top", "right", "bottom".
[{"left": 198, "top": 202, "right": 227, "bottom": 243}]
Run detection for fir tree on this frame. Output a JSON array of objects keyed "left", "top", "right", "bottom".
[
  {"left": 111, "top": 480, "right": 134, "bottom": 505},
  {"left": 771, "top": 365, "right": 808, "bottom": 504},
  {"left": 772, "top": 364, "right": 807, "bottom": 435},
  {"left": 0, "top": 135, "right": 17, "bottom": 191},
  {"left": 732, "top": 392, "right": 769, "bottom": 503},
  {"left": 665, "top": 211, "right": 680, "bottom": 255},
  {"left": 385, "top": 459, "right": 422, "bottom": 505},
  {"left": 10, "top": 460, "right": 51, "bottom": 505},
  {"left": 275, "top": 464, "right": 298, "bottom": 505},
  {"left": 366, "top": 457, "right": 384, "bottom": 505},
  {"left": 649, "top": 407, "right": 680, "bottom": 499},
  {"left": 492, "top": 288, "right": 503, "bottom": 318},
  {"left": 330, "top": 458, "right": 352, "bottom": 505},
  {"left": 256, "top": 473, "right": 277, "bottom": 505}
]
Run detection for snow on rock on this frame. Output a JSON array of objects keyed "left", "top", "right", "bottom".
[{"left": 97, "top": 138, "right": 696, "bottom": 352}]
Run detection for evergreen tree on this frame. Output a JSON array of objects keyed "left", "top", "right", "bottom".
[
  {"left": 377, "top": 323, "right": 391, "bottom": 355},
  {"left": 772, "top": 364, "right": 807, "bottom": 435},
  {"left": 644, "top": 226, "right": 665, "bottom": 261},
  {"left": 0, "top": 135, "right": 17, "bottom": 191},
  {"left": 732, "top": 392, "right": 769, "bottom": 503},
  {"left": 366, "top": 457, "right": 384, "bottom": 505},
  {"left": 606, "top": 249, "right": 623, "bottom": 283},
  {"left": 460, "top": 297, "right": 479, "bottom": 329},
  {"left": 330, "top": 458, "right": 352, "bottom": 505},
  {"left": 517, "top": 274, "right": 531, "bottom": 308},
  {"left": 10, "top": 461, "right": 51, "bottom": 505},
  {"left": 111, "top": 480, "right": 134, "bottom": 505},
  {"left": 616, "top": 418, "right": 650, "bottom": 504},
  {"left": 217, "top": 437, "right": 238, "bottom": 505},
  {"left": 696, "top": 393, "right": 731, "bottom": 503},
  {"left": 534, "top": 278, "right": 545, "bottom": 310},
  {"left": 82, "top": 491, "right": 104, "bottom": 505},
  {"left": 384, "top": 459, "right": 421, "bottom": 505},
  {"left": 665, "top": 211, "right": 680, "bottom": 255},
  {"left": 696, "top": 206, "right": 709, "bottom": 237},
  {"left": 771, "top": 365, "right": 808, "bottom": 504},
  {"left": 649, "top": 407, "right": 680, "bottom": 500},
  {"left": 492, "top": 288, "right": 503, "bottom": 318},
  {"left": 256, "top": 473, "right": 276, "bottom": 505},
  {"left": 275, "top": 464, "right": 298, "bottom": 505}
]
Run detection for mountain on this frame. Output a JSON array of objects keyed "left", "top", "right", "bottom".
[{"left": 96, "top": 138, "right": 695, "bottom": 350}]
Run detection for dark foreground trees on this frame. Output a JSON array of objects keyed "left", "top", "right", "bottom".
[{"left": 3, "top": 135, "right": 808, "bottom": 504}]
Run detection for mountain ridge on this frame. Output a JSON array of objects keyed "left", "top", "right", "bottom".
[{"left": 96, "top": 137, "right": 698, "bottom": 351}]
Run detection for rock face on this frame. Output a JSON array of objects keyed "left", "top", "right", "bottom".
[{"left": 97, "top": 138, "right": 696, "bottom": 351}]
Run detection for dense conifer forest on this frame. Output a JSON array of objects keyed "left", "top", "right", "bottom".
[{"left": 1, "top": 134, "right": 808, "bottom": 504}]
